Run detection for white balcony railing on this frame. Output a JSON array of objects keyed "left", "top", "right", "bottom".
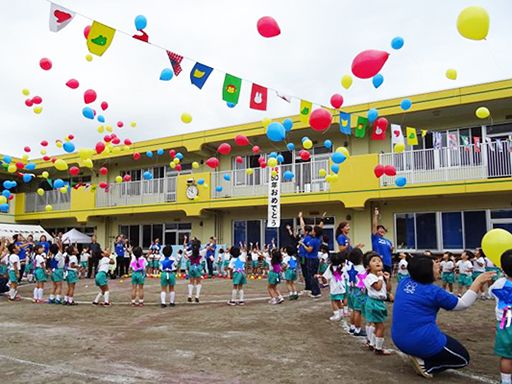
[
  {"left": 211, "top": 160, "right": 330, "bottom": 199},
  {"left": 379, "top": 141, "right": 512, "bottom": 186},
  {"left": 25, "top": 189, "right": 71, "bottom": 213},
  {"left": 96, "top": 177, "right": 177, "bottom": 207}
]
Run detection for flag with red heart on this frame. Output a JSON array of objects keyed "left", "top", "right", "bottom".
[
  {"left": 391, "top": 124, "right": 404, "bottom": 145},
  {"left": 49, "top": 2, "right": 75, "bottom": 32}
]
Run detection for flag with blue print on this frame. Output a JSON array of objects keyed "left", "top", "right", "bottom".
[
  {"left": 190, "top": 62, "right": 213, "bottom": 89},
  {"left": 339, "top": 112, "right": 351, "bottom": 135}
]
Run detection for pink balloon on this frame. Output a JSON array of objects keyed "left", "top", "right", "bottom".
[
  {"left": 39, "top": 58, "right": 52, "bottom": 71},
  {"left": 168, "top": 149, "right": 176, "bottom": 158},
  {"left": 252, "top": 145, "right": 260, "bottom": 154},
  {"left": 117, "top": 121, "right": 124, "bottom": 128},
  {"left": 66, "top": 79, "right": 79, "bottom": 89},
  {"left": 351, "top": 50, "right": 389, "bottom": 79},
  {"left": 112, "top": 137, "right": 121, "bottom": 145},
  {"left": 376, "top": 117, "right": 388, "bottom": 130},
  {"left": 123, "top": 174, "right": 132, "bottom": 182},
  {"left": 40, "top": 140, "right": 48, "bottom": 147},
  {"left": 309, "top": 108, "right": 332, "bottom": 132},
  {"left": 217, "top": 143, "right": 232, "bottom": 155},
  {"left": 95, "top": 142, "right": 105, "bottom": 154},
  {"left": 24, "top": 99, "right": 33, "bottom": 107},
  {"left": 234, "top": 135, "right": 250, "bottom": 146},
  {"left": 32, "top": 96, "right": 43, "bottom": 105},
  {"left": 69, "top": 166, "right": 80, "bottom": 176},
  {"left": 103, "top": 135, "right": 112, "bottom": 143},
  {"left": 235, "top": 156, "right": 243, "bottom": 164},
  {"left": 24, "top": 146, "right": 31, "bottom": 153},
  {"left": 99, "top": 182, "right": 108, "bottom": 189},
  {"left": 176, "top": 164, "right": 182, "bottom": 172},
  {"left": 330, "top": 94, "right": 344, "bottom": 109},
  {"left": 257, "top": 16, "right": 281, "bottom": 38},
  {"left": 84, "top": 25, "right": 91, "bottom": 39},
  {"left": 206, "top": 157, "right": 220, "bottom": 169},
  {"left": 99, "top": 167, "right": 108, "bottom": 175},
  {"left": 124, "top": 138, "right": 132, "bottom": 146},
  {"left": 83, "top": 89, "right": 97, "bottom": 104},
  {"left": 101, "top": 101, "right": 109, "bottom": 111}
]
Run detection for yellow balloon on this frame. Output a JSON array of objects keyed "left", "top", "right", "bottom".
[
  {"left": 0, "top": 196, "right": 7, "bottom": 204},
  {"left": 325, "top": 175, "right": 333, "bottom": 183},
  {"left": 181, "top": 113, "right": 192, "bottom": 124},
  {"left": 336, "top": 146, "right": 350, "bottom": 158},
  {"left": 22, "top": 154, "right": 29, "bottom": 161},
  {"left": 59, "top": 187, "right": 68, "bottom": 194},
  {"left": 203, "top": 183, "right": 209, "bottom": 188},
  {"left": 246, "top": 168, "right": 254, "bottom": 175},
  {"left": 271, "top": 170, "right": 278, "bottom": 177},
  {"left": 85, "top": 54, "right": 93, "bottom": 62},
  {"left": 33, "top": 106, "right": 43, "bottom": 114},
  {"left": 169, "top": 161, "right": 176, "bottom": 169},
  {"left": 7, "top": 164, "right": 16, "bottom": 173},
  {"left": 262, "top": 118, "right": 271, "bottom": 127},
  {"left": 341, "top": 74, "right": 353, "bottom": 90},
  {"left": 267, "top": 158, "right": 278, "bottom": 167},
  {"left": 112, "top": 146, "right": 121, "bottom": 154},
  {"left": 174, "top": 158, "right": 180, "bottom": 164},
  {"left": 446, "top": 69, "right": 457, "bottom": 80},
  {"left": 115, "top": 176, "right": 123, "bottom": 183},
  {"left": 106, "top": 125, "right": 113, "bottom": 133},
  {"left": 42, "top": 171, "right": 49, "bottom": 179},
  {"left": 130, "top": 121, "right": 137, "bottom": 128},
  {"left": 394, "top": 142, "right": 405, "bottom": 153},
  {"left": 45, "top": 205, "right": 53, "bottom": 212},
  {"left": 192, "top": 161, "right": 199, "bottom": 169},
  {"left": 54, "top": 159, "right": 68, "bottom": 171},
  {"left": 319, "top": 168, "right": 327, "bottom": 177},
  {"left": 82, "top": 158, "right": 93, "bottom": 169},
  {"left": 329, "top": 174, "right": 339, "bottom": 182},
  {"left": 482, "top": 228, "right": 512, "bottom": 267},
  {"left": 457, "top": 6, "right": 490, "bottom": 41},
  {"left": 40, "top": 149, "right": 47, "bottom": 155},
  {"left": 56, "top": 141, "right": 63, "bottom": 148},
  {"left": 37, "top": 188, "right": 44, "bottom": 196},
  {"left": 303, "top": 139, "right": 313, "bottom": 150},
  {"left": 22, "top": 88, "right": 30, "bottom": 96},
  {"left": 97, "top": 125, "right": 105, "bottom": 133},
  {"left": 476, "top": 106, "right": 490, "bottom": 119}
]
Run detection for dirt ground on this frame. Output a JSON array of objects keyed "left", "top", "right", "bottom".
[{"left": 0, "top": 276, "right": 501, "bottom": 384}]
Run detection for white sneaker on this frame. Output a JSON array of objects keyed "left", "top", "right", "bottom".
[
  {"left": 329, "top": 314, "right": 342, "bottom": 321},
  {"left": 408, "top": 355, "right": 433, "bottom": 379}
]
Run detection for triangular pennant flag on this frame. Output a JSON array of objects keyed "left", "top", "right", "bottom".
[
  {"left": 371, "top": 120, "right": 387, "bottom": 140},
  {"left": 86, "top": 21, "right": 116, "bottom": 56},
  {"left": 299, "top": 100, "right": 312, "bottom": 123},
  {"left": 190, "top": 62, "right": 213, "bottom": 89},
  {"left": 355, "top": 116, "right": 368, "bottom": 138},
  {"left": 222, "top": 74, "right": 242, "bottom": 105},
  {"left": 391, "top": 124, "right": 404, "bottom": 145},
  {"left": 49, "top": 3, "right": 75, "bottom": 32},
  {"left": 133, "top": 30, "right": 149, "bottom": 43},
  {"left": 339, "top": 112, "right": 351, "bottom": 135},
  {"left": 448, "top": 133, "right": 458, "bottom": 149},
  {"left": 250, "top": 84, "right": 268, "bottom": 111},
  {"left": 406, "top": 127, "right": 418, "bottom": 146},
  {"left": 167, "top": 51, "right": 184, "bottom": 76},
  {"left": 421, "top": 129, "right": 428, "bottom": 138},
  {"left": 276, "top": 91, "right": 291, "bottom": 103}
]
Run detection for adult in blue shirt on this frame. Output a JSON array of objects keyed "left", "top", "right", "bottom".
[
  {"left": 205, "top": 237, "right": 217, "bottom": 278},
  {"left": 114, "top": 235, "right": 126, "bottom": 277},
  {"left": 371, "top": 208, "right": 393, "bottom": 274},
  {"left": 37, "top": 234, "right": 50, "bottom": 254},
  {"left": 299, "top": 225, "right": 323, "bottom": 298},
  {"left": 335, "top": 222, "right": 363, "bottom": 253},
  {"left": 13, "top": 234, "right": 30, "bottom": 281},
  {"left": 391, "top": 256, "right": 494, "bottom": 379}
]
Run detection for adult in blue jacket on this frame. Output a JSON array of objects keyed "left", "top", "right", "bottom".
[{"left": 391, "top": 256, "right": 494, "bottom": 379}]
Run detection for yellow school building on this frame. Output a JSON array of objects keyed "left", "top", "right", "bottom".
[{"left": 2, "top": 79, "right": 512, "bottom": 252}]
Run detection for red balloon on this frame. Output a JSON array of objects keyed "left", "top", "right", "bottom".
[
  {"left": 84, "top": 89, "right": 97, "bottom": 104},
  {"left": 66, "top": 79, "right": 79, "bottom": 89},
  {"left": 330, "top": 94, "right": 344, "bottom": 109},
  {"left": 168, "top": 150, "right": 176, "bottom": 158},
  {"left": 258, "top": 156, "right": 265, "bottom": 163},
  {"left": 257, "top": 16, "right": 281, "bottom": 38},
  {"left": 15, "top": 162, "right": 24, "bottom": 170},
  {"left": 235, "top": 156, "right": 243, "bottom": 164},
  {"left": 24, "top": 146, "right": 31, "bottom": 153},
  {"left": 175, "top": 164, "right": 182, "bottom": 172},
  {"left": 101, "top": 101, "right": 108, "bottom": 111},
  {"left": 112, "top": 137, "right": 121, "bottom": 145},
  {"left": 309, "top": 108, "right": 332, "bottom": 132},
  {"left": 351, "top": 50, "right": 389, "bottom": 79},
  {"left": 99, "top": 167, "right": 108, "bottom": 175},
  {"left": 206, "top": 157, "right": 220, "bottom": 169},
  {"left": 124, "top": 138, "right": 132, "bottom": 146},
  {"left": 67, "top": 134, "right": 74, "bottom": 140},
  {"left": 8, "top": 195, "right": 13, "bottom": 201},
  {"left": 84, "top": 25, "right": 91, "bottom": 39},
  {"left": 99, "top": 182, "right": 108, "bottom": 189},
  {"left": 32, "top": 96, "right": 43, "bottom": 105},
  {"left": 40, "top": 140, "right": 48, "bottom": 147},
  {"left": 217, "top": 143, "right": 232, "bottom": 155},
  {"left": 104, "top": 135, "right": 112, "bottom": 143},
  {"left": 123, "top": 174, "right": 132, "bottom": 182},
  {"left": 39, "top": 58, "right": 52, "bottom": 71},
  {"left": 300, "top": 150, "right": 311, "bottom": 161},
  {"left": 25, "top": 99, "right": 33, "bottom": 107},
  {"left": 117, "top": 121, "right": 124, "bottom": 128},
  {"left": 95, "top": 142, "right": 105, "bottom": 154},
  {"left": 133, "top": 152, "right": 141, "bottom": 160},
  {"left": 69, "top": 166, "right": 80, "bottom": 176},
  {"left": 384, "top": 165, "right": 396, "bottom": 176},
  {"left": 234, "top": 135, "right": 250, "bottom": 146},
  {"left": 252, "top": 145, "right": 260, "bottom": 154},
  {"left": 50, "top": 157, "right": 57, "bottom": 163},
  {"left": 43, "top": 155, "right": 50, "bottom": 161},
  {"left": 376, "top": 117, "right": 388, "bottom": 130},
  {"left": 260, "top": 161, "right": 267, "bottom": 169},
  {"left": 374, "top": 164, "right": 385, "bottom": 178}
]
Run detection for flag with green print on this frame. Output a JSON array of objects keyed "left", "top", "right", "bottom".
[
  {"left": 355, "top": 116, "right": 368, "bottom": 138},
  {"left": 406, "top": 127, "right": 418, "bottom": 146},
  {"left": 222, "top": 74, "right": 242, "bottom": 105}
]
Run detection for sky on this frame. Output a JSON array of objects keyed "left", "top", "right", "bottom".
[{"left": 0, "top": 0, "right": 511, "bottom": 157}]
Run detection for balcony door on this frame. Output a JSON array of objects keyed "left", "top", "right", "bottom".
[{"left": 486, "top": 134, "right": 512, "bottom": 178}]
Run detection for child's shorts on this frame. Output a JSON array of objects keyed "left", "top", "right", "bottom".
[
  {"left": 494, "top": 322, "right": 512, "bottom": 359},
  {"left": 441, "top": 272, "right": 455, "bottom": 284}
]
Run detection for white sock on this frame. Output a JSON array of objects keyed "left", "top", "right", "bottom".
[
  {"left": 160, "top": 292, "right": 166, "bottom": 304},
  {"left": 169, "top": 291, "right": 175, "bottom": 304},
  {"left": 104, "top": 291, "right": 110, "bottom": 303},
  {"left": 337, "top": 309, "right": 343, "bottom": 316},
  {"left": 355, "top": 327, "right": 361, "bottom": 333},
  {"left": 69, "top": 296, "right": 73, "bottom": 303},
  {"left": 33, "top": 288, "right": 37, "bottom": 299},
  {"left": 187, "top": 284, "right": 193, "bottom": 298},
  {"left": 239, "top": 290, "right": 244, "bottom": 302},
  {"left": 49, "top": 294, "right": 55, "bottom": 300},
  {"left": 56, "top": 295, "right": 61, "bottom": 301},
  {"left": 64, "top": 296, "right": 69, "bottom": 303},
  {"left": 196, "top": 284, "right": 202, "bottom": 298},
  {"left": 501, "top": 373, "right": 511, "bottom": 384},
  {"left": 349, "top": 324, "right": 355, "bottom": 331},
  {"left": 343, "top": 307, "right": 349, "bottom": 315},
  {"left": 375, "top": 337, "right": 384, "bottom": 350},
  {"left": 231, "top": 289, "right": 237, "bottom": 301},
  {"left": 9, "top": 288, "right": 15, "bottom": 299},
  {"left": 94, "top": 292, "right": 102, "bottom": 303},
  {"left": 131, "top": 299, "right": 136, "bottom": 304},
  {"left": 40, "top": 288, "right": 44, "bottom": 300},
  {"left": 370, "top": 333, "right": 377, "bottom": 347},
  {"left": 367, "top": 326, "right": 375, "bottom": 345}
]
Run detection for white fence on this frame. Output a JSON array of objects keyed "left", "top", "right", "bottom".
[
  {"left": 25, "top": 190, "right": 71, "bottom": 212},
  {"left": 379, "top": 141, "right": 512, "bottom": 186}
]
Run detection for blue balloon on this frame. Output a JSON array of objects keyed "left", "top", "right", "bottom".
[
  {"left": 97, "top": 115, "right": 105, "bottom": 123},
  {"left": 25, "top": 163, "right": 36, "bottom": 171},
  {"left": 226, "top": 102, "right": 236, "bottom": 108},
  {"left": 160, "top": 68, "right": 173, "bottom": 81},
  {"left": 367, "top": 108, "right": 379, "bottom": 122},
  {"left": 134, "top": 15, "right": 147, "bottom": 31},
  {"left": 146, "top": 151, "right": 153, "bottom": 158},
  {"left": 216, "top": 186, "right": 223, "bottom": 192},
  {"left": 0, "top": 203, "right": 9, "bottom": 213},
  {"left": 330, "top": 164, "right": 340, "bottom": 174},
  {"left": 53, "top": 179, "right": 64, "bottom": 189},
  {"left": 400, "top": 98, "right": 412, "bottom": 111},
  {"left": 143, "top": 171, "right": 153, "bottom": 180},
  {"left": 175, "top": 152, "right": 184, "bottom": 160},
  {"left": 283, "top": 170, "right": 294, "bottom": 181},
  {"left": 287, "top": 143, "right": 295, "bottom": 151},
  {"left": 283, "top": 118, "right": 293, "bottom": 132},
  {"left": 2, "top": 190, "right": 11, "bottom": 198},
  {"left": 2, "top": 156, "right": 11, "bottom": 164},
  {"left": 157, "top": 148, "right": 164, "bottom": 156},
  {"left": 372, "top": 74, "right": 384, "bottom": 89},
  {"left": 395, "top": 176, "right": 407, "bottom": 187},
  {"left": 2, "top": 181, "right": 9, "bottom": 189},
  {"left": 331, "top": 152, "right": 347, "bottom": 164},
  {"left": 82, "top": 107, "right": 94, "bottom": 120},
  {"left": 277, "top": 154, "right": 284, "bottom": 164},
  {"left": 391, "top": 36, "right": 404, "bottom": 50},
  {"left": 301, "top": 136, "right": 309, "bottom": 143},
  {"left": 269, "top": 152, "right": 278, "bottom": 159},
  {"left": 10, "top": 181, "right": 17, "bottom": 188},
  {"left": 266, "top": 122, "right": 286, "bottom": 142},
  {"left": 63, "top": 142, "right": 75, "bottom": 153},
  {"left": 22, "top": 174, "right": 33, "bottom": 183},
  {"left": 324, "top": 139, "right": 332, "bottom": 149},
  {"left": 223, "top": 173, "right": 231, "bottom": 181},
  {"left": 197, "top": 178, "right": 205, "bottom": 185}
]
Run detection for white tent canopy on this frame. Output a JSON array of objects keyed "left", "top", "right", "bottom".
[
  {"left": 0, "top": 223, "right": 53, "bottom": 241},
  {"left": 62, "top": 228, "right": 92, "bottom": 244}
]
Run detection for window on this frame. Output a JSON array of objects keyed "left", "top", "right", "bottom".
[
  {"left": 442, "top": 212, "right": 463, "bottom": 249},
  {"left": 395, "top": 214, "right": 415, "bottom": 249},
  {"left": 247, "top": 220, "right": 261, "bottom": 245},
  {"left": 491, "top": 209, "right": 512, "bottom": 219},
  {"left": 233, "top": 220, "right": 246, "bottom": 245},
  {"left": 464, "top": 211, "right": 487, "bottom": 249},
  {"left": 416, "top": 213, "right": 437, "bottom": 250}
]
